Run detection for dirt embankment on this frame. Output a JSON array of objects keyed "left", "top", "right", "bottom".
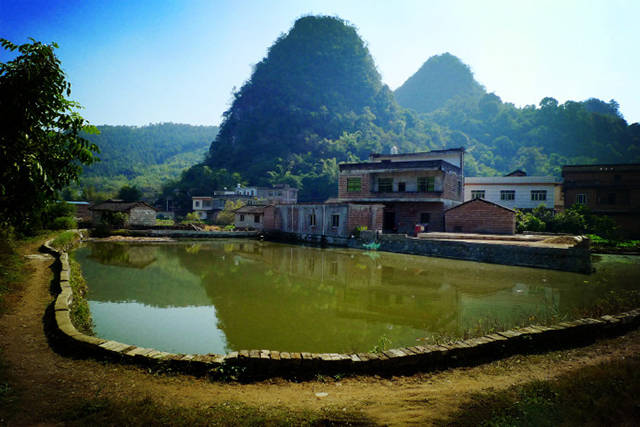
[{"left": 1, "top": 238, "right": 639, "bottom": 425}]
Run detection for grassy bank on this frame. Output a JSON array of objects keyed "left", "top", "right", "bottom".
[
  {"left": 68, "top": 254, "right": 94, "bottom": 335},
  {"left": 442, "top": 355, "right": 640, "bottom": 426}
]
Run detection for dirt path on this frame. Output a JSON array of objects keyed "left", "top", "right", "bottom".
[{"left": 1, "top": 240, "right": 639, "bottom": 425}]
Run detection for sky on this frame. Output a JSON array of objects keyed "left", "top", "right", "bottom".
[{"left": 1, "top": 0, "right": 639, "bottom": 126}]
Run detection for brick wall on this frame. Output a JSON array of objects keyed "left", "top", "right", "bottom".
[
  {"left": 338, "top": 174, "right": 370, "bottom": 199},
  {"left": 445, "top": 200, "right": 515, "bottom": 234},
  {"left": 384, "top": 202, "right": 446, "bottom": 234},
  {"left": 347, "top": 205, "right": 384, "bottom": 232},
  {"left": 442, "top": 171, "right": 463, "bottom": 201}
]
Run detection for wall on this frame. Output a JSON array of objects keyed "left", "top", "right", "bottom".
[
  {"left": 234, "top": 213, "right": 264, "bottom": 230},
  {"left": 383, "top": 202, "right": 446, "bottom": 233},
  {"left": 128, "top": 207, "right": 156, "bottom": 227},
  {"left": 445, "top": 200, "right": 515, "bottom": 234},
  {"left": 355, "top": 232, "right": 591, "bottom": 274}
]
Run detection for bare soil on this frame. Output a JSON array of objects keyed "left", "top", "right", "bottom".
[{"left": 1, "top": 238, "right": 639, "bottom": 426}]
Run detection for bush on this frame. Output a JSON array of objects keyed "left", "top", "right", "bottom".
[{"left": 50, "top": 216, "right": 77, "bottom": 230}]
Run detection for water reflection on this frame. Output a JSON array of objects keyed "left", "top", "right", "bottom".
[{"left": 75, "top": 240, "right": 640, "bottom": 354}]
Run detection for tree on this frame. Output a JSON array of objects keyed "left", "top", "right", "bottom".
[
  {"left": 0, "top": 38, "right": 99, "bottom": 232},
  {"left": 117, "top": 184, "right": 142, "bottom": 202}
]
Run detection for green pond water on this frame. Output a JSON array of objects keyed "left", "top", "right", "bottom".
[{"left": 74, "top": 240, "right": 640, "bottom": 355}]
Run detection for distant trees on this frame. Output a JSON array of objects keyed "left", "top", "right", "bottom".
[
  {"left": 117, "top": 185, "right": 142, "bottom": 202},
  {"left": 0, "top": 38, "right": 99, "bottom": 233}
]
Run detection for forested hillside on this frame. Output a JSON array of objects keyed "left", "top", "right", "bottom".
[
  {"left": 399, "top": 57, "right": 640, "bottom": 177},
  {"left": 164, "top": 15, "right": 639, "bottom": 206},
  {"left": 71, "top": 123, "right": 217, "bottom": 196}
]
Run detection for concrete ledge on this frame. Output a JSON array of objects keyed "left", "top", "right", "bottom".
[{"left": 48, "top": 238, "right": 638, "bottom": 379}]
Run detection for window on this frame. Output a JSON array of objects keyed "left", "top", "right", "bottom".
[
  {"left": 608, "top": 193, "right": 617, "bottom": 205},
  {"left": 203, "top": 200, "right": 212, "bottom": 208},
  {"left": 420, "top": 213, "right": 431, "bottom": 223},
  {"left": 331, "top": 214, "right": 340, "bottom": 227},
  {"left": 240, "top": 214, "right": 245, "bottom": 222},
  {"left": 195, "top": 200, "right": 201, "bottom": 208},
  {"left": 576, "top": 193, "right": 587, "bottom": 204},
  {"left": 378, "top": 177, "right": 393, "bottom": 192},
  {"left": 500, "top": 190, "right": 515, "bottom": 201},
  {"left": 309, "top": 213, "right": 316, "bottom": 226},
  {"left": 347, "top": 177, "right": 361, "bottom": 192},
  {"left": 417, "top": 176, "right": 435, "bottom": 192},
  {"left": 398, "top": 182, "right": 406, "bottom": 192},
  {"left": 531, "top": 190, "right": 547, "bottom": 201},
  {"left": 471, "top": 190, "right": 485, "bottom": 199},
  {"left": 254, "top": 214, "right": 260, "bottom": 223},
  {"left": 457, "top": 180, "right": 461, "bottom": 196},
  {"left": 278, "top": 191, "right": 282, "bottom": 196}
]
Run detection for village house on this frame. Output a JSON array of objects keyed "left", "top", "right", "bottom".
[
  {"left": 333, "top": 148, "right": 465, "bottom": 233},
  {"left": 234, "top": 205, "right": 268, "bottom": 230},
  {"left": 193, "top": 184, "right": 298, "bottom": 221},
  {"left": 89, "top": 200, "right": 157, "bottom": 227},
  {"left": 562, "top": 163, "right": 640, "bottom": 237},
  {"left": 464, "top": 170, "right": 563, "bottom": 211}
]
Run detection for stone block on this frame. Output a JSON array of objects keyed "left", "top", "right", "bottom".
[
  {"left": 60, "top": 270, "right": 70, "bottom": 282},
  {"left": 55, "top": 309, "right": 80, "bottom": 337}
]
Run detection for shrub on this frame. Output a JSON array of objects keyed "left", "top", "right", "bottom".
[{"left": 50, "top": 216, "right": 77, "bottom": 230}]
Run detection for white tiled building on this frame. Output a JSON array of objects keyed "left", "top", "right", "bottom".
[{"left": 464, "top": 171, "right": 563, "bottom": 211}]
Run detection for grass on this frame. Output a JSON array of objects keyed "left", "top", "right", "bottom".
[
  {"left": 61, "top": 397, "right": 373, "bottom": 426},
  {"left": 441, "top": 356, "right": 640, "bottom": 426},
  {"left": 50, "top": 230, "right": 81, "bottom": 252},
  {"left": 587, "top": 234, "right": 640, "bottom": 251},
  {"left": 68, "top": 254, "right": 94, "bottom": 335},
  {"left": 0, "top": 238, "right": 25, "bottom": 314}
]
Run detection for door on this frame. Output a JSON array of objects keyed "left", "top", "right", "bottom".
[{"left": 383, "top": 211, "right": 396, "bottom": 232}]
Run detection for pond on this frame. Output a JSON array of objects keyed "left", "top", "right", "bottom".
[{"left": 74, "top": 240, "right": 640, "bottom": 355}]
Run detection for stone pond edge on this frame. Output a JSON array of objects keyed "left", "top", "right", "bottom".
[{"left": 44, "top": 238, "right": 640, "bottom": 379}]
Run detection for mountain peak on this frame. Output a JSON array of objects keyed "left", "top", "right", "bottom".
[{"left": 395, "top": 53, "right": 485, "bottom": 113}]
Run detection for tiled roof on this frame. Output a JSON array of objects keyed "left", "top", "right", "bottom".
[{"left": 89, "top": 200, "right": 156, "bottom": 212}]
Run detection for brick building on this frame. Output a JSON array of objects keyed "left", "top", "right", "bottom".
[
  {"left": 334, "top": 148, "right": 465, "bottom": 233},
  {"left": 562, "top": 163, "right": 640, "bottom": 237},
  {"left": 444, "top": 198, "right": 515, "bottom": 234}
]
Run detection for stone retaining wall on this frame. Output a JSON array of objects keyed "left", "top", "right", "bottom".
[
  {"left": 355, "top": 231, "right": 592, "bottom": 273},
  {"left": 122, "top": 230, "right": 259, "bottom": 238},
  {"left": 45, "top": 238, "right": 639, "bottom": 380}
]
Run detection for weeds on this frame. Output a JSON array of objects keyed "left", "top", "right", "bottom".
[
  {"left": 371, "top": 334, "right": 392, "bottom": 353},
  {"left": 50, "top": 230, "right": 80, "bottom": 252},
  {"left": 68, "top": 254, "right": 94, "bottom": 335},
  {"left": 441, "top": 356, "right": 640, "bottom": 426}
]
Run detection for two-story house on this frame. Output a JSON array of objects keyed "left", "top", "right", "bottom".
[
  {"left": 562, "top": 163, "right": 640, "bottom": 237},
  {"left": 334, "top": 148, "right": 465, "bottom": 233},
  {"left": 464, "top": 170, "right": 563, "bottom": 211}
]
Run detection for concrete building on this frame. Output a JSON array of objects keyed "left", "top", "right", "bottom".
[
  {"left": 562, "top": 163, "right": 640, "bottom": 237},
  {"left": 445, "top": 198, "right": 516, "bottom": 234},
  {"left": 464, "top": 171, "right": 563, "bottom": 211},
  {"left": 264, "top": 203, "right": 384, "bottom": 240},
  {"left": 334, "top": 148, "right": 465, "bottom": 233},
  {"left": 89, "top": 200, "right": 157, "bottom": 227}
]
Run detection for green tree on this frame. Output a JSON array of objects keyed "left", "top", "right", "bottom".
[
  {"left": 117, "top": 184, "right": 142, "bottom": 202},
  {"left": 0, "top": 38, "right": 99, "bottom": 233}
]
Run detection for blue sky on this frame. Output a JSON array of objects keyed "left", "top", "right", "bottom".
[{"left": 2, "top": 0, "right": 639, "bottom": 126}]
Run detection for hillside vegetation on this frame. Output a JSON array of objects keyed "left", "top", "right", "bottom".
[
  {"left": 163, "top": 16, "right": 640, "bottom": 203},
  {"left": 68, "top": 123, "right": 218, "bottom": 197}
]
